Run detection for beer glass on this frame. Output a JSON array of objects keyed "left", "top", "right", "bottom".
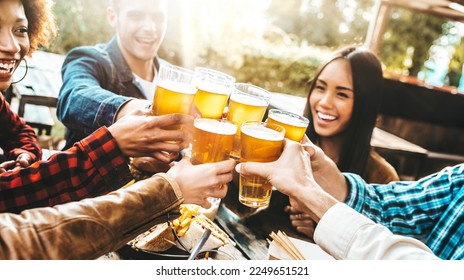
[
  {"left": 190, "top": 118, "right": 238, "bottom": 219},
  {"left": 191, "top": 118, "right": 237, "bottom": 165},
  {"left": 239, "top": 121, "right": 285, "bottom": 208},
  {"left": 193, "top": 67, "right": 235, "bottom": 119},
  {"left": 227, "top": 83, "right": 271, "bottom": 126},
  {"left": 227, "top": 83, "right": 271, "bottom": 159},
  {"left": 152, "top": 64, "right": 197, "bottom": 116},
  {"left": 266, "top": 109, "right": 309, "bottom": 142}
]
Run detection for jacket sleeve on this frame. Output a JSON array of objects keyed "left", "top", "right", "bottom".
[
  {"left": 57, "top": 46, "right": 131, "bottom": 135},
  {"left": 314, "top": 203, "right": 439, "bottom": 260},
  {"left": 0, "top": 173, "right": 183, "bottom": 260},
  {"left": 0, "top": 127, "right": 132, "bottom": 213},
  {"left": 0, "top": 93, "right": 42, "bottom": 162}
]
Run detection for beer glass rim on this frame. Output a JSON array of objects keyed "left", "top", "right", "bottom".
[
  {"left": 159, "top": 64, "right": 195, "bottom": 75},
  {"left": 194, "top": 67, "right": 236, "bottom": 83},
  {"left": 233, "top": 83, "right": 271, "bottom": 102},
  {"left": 240, "top": 121, "right": 286, "bottom": 136},
  {"left": 268, "top": 109, "right": 310, "bottom": 124},
  {"left": 194, "top": 118, "right": 238, "bottom": 135}
]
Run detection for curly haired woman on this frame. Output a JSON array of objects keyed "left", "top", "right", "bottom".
[{"left": 0, "top": 0, "right": 56, "bottom": 173}]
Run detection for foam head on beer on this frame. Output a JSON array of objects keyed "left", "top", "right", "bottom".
[
  {"left": 227, "top": 83, "right": 271, "bottom": 126},
  {"left": 267, "top": 109, "right": 309, "bottom": 142},
  {"left": 152, "top": 64, "right": 197, "bottom": 116},
  {"left": 191, "top": 118, "right": 238, "bottom": 165},
  {"left": 239, "top": 121, "right": 285, "bottom": 208},
  {"left": 193, "top": 67, "right": 235, "bottom": 119}
]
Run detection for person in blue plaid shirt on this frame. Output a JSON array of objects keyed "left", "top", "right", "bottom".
[{"left": 285, "top": 142, "right": 463, "bottom": 260}]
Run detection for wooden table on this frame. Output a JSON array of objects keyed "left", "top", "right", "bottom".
[
  {"left": 371, "top": 127, "right": 428, "bottom": 180},
  {"left": 215, "top": 177, "right": 311, "bottom": 260}
]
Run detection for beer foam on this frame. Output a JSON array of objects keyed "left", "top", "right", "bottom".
[
  {"left": 197, "top": 82, "right": 231, "bottom": 95},
  {"left": 157, "top": 80, "right": 197, "bottom": 95},
  {"left": 270, "top": 112, "right": 308, "bottom": 127},
  {"left": 195, "top": 119, "right": 237, "bottom": 135},
  {"left": 241, "top": 126, "right": 284, "bottom": 141},
  {"left": 230, "top": 93, "right": 268, "bottom": 107}
]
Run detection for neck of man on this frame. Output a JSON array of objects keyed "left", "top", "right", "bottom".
[
  {"left": 118, "top": 43, "right": 156, "bottom": 81},
  {"left": 128, "top": 57, "right": 155, "bottom": 82}
]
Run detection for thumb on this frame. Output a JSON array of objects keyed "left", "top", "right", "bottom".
[
  {"left": 301, "top": 143, "right": 317, "bottom": 158},
  {"left": 235, "top": 161, "right": 271, "bottom": 178}
]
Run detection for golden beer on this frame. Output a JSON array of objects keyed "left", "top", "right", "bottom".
[
  {"left": 152, "top": 64, "right": 197, "bottom": 116},
  {"left": 227, "top": 93, "right": 269, "bottom": 126},
  {"left": 194, "top": 87, "right": 230, "bottom": 119},
  {"left": 267, "top": 109, "right": 309, "bottom": 142},
  {"left": 193, "top": 67, "right": 235, "bottom": 119},
  {"left": 152, "top": 80, "right": 197, "bottom": 115},
  {"left": 227, "top": 83, "right": 271, "bottom": 159},
  {"left": 191, "top": 118, "right": 237, "bottom": 165},
  {"left": 239, "top": 122, "right": 285, "bottom": 208}
]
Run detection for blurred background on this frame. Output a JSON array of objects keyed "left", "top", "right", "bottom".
[
  {"left": 10, "top": 0, "right": 464, "bottom": 179},
  {"left": 47, "top": 0, "right": 464, "bottom": 97}
]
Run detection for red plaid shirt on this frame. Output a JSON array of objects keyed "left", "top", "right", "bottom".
[
  {"left": 0, "top": 127, "right": 133, "bottom": 213},
  {"left": 0, "top": 93, "right": 42, "bottom": 162}
]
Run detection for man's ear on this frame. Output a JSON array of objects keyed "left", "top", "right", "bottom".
[{"left": 107, "top": 7, "right": 117, "bottom": 28}]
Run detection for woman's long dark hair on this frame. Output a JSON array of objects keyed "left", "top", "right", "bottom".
[{"left": 303, "top": 45, "right": 383, "bottom": 175}]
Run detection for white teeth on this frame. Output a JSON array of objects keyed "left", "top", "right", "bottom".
[
  {"left": 317, "top": 112, "right": 337, "bottom": 121},
  {"left": 137, "top": 38, "right": 155, "bottom": 43},
  {"left": 0, "top": 61, "right": 15, "bottom": 72}
]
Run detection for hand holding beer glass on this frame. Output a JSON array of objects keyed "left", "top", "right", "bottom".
[
  {"left": 239, "top": 121, "right": 285, "bottom": 208},
  {"left": 193, "top": 67, "right": 235, "bottom": 119},
  {"left": 266, "top": 109, "right": 309, "bottom": 142},
  {"left": 190, "top": 118, "right": 238, "bottom": 218}
]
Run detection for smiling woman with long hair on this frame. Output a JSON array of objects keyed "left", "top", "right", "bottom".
[
  {"left": 303, "top": 45, "right": 399, "bottom": 184},
  {"left": 286, "top": 46, "right": 399, "bottom": 239}
]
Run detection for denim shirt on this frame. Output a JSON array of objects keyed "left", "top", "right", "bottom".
[{"left": 57, "top": 37, "right": 163, "bottom": 149}]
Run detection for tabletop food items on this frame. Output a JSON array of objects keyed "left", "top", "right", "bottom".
[{"left": 131, "top": 205, "right": 231, "bottom": 252}]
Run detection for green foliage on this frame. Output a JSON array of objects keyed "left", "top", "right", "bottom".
[
  {"left": 448, "top": 42, "right": 464, "bottom": 87},
  {"left": 48, "top": 0, "right": 113, "bottom": 54},
  {"left": 379, "top": 9, "right": 445, "bottom": 76}
]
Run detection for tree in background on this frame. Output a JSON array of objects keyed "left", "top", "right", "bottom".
[
  {"left": 48, "top": 0, "right": 113, "bottom": 54},
  {"left": 267, "top": 0, "right": 372, "bottom": 48},
  {"left": 379, "top": 8, "right": 444, "bottom": 77}
]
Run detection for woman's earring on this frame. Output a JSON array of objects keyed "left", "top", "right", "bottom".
[{"left": 11, "top": 59, "right": 28, "bottom": 85}]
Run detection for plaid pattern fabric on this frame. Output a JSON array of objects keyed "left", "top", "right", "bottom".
[
  {"left": 344, "top": 165, "right": 464, "bottom": 260},
  {"left": 0, "top": 93, "right": 42, "bottom": 162},
  {"left": 0, "top": 127, "right": 132, "bottom": 213}
]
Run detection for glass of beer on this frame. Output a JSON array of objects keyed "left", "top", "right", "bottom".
[
  {"left": 227, "top": 83, "right": 271, "bottom": 159},
  {"left": 239, "top": 121, "right": 285, "bottom": 208},
  {"left": 191, "top": 118, "right": 237, "bottom": 165},
  {"left": 193, "top": 67, "right": 235, "bottom": 119},
  {"left": 152, "top": 64, "right": 197, "bottom": 116},
  {"left": 227, "top": 83, "right": 271, "bottom": 126},
  {"left": 266, "top": 109, "right": 309, "bottom": 142},
  {"left": 190, "top": 118, "right": 238, "bottom": 219}
]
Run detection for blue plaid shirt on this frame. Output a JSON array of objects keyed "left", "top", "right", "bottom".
[{"left": 344, "top": 164, "right": 464, "bottom": 260}]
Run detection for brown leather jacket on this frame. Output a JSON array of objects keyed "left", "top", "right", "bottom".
[{"left": 0, "top": 174, "right": 183, "bottom": 260}]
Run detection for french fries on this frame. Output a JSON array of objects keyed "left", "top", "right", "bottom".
[{"left": 171, "top": 205, "right": 200, "bottom": 237}]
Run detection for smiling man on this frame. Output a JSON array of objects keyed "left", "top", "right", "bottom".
[{"left": 57, "top": 0, "right": 169, "bottom": 151}]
